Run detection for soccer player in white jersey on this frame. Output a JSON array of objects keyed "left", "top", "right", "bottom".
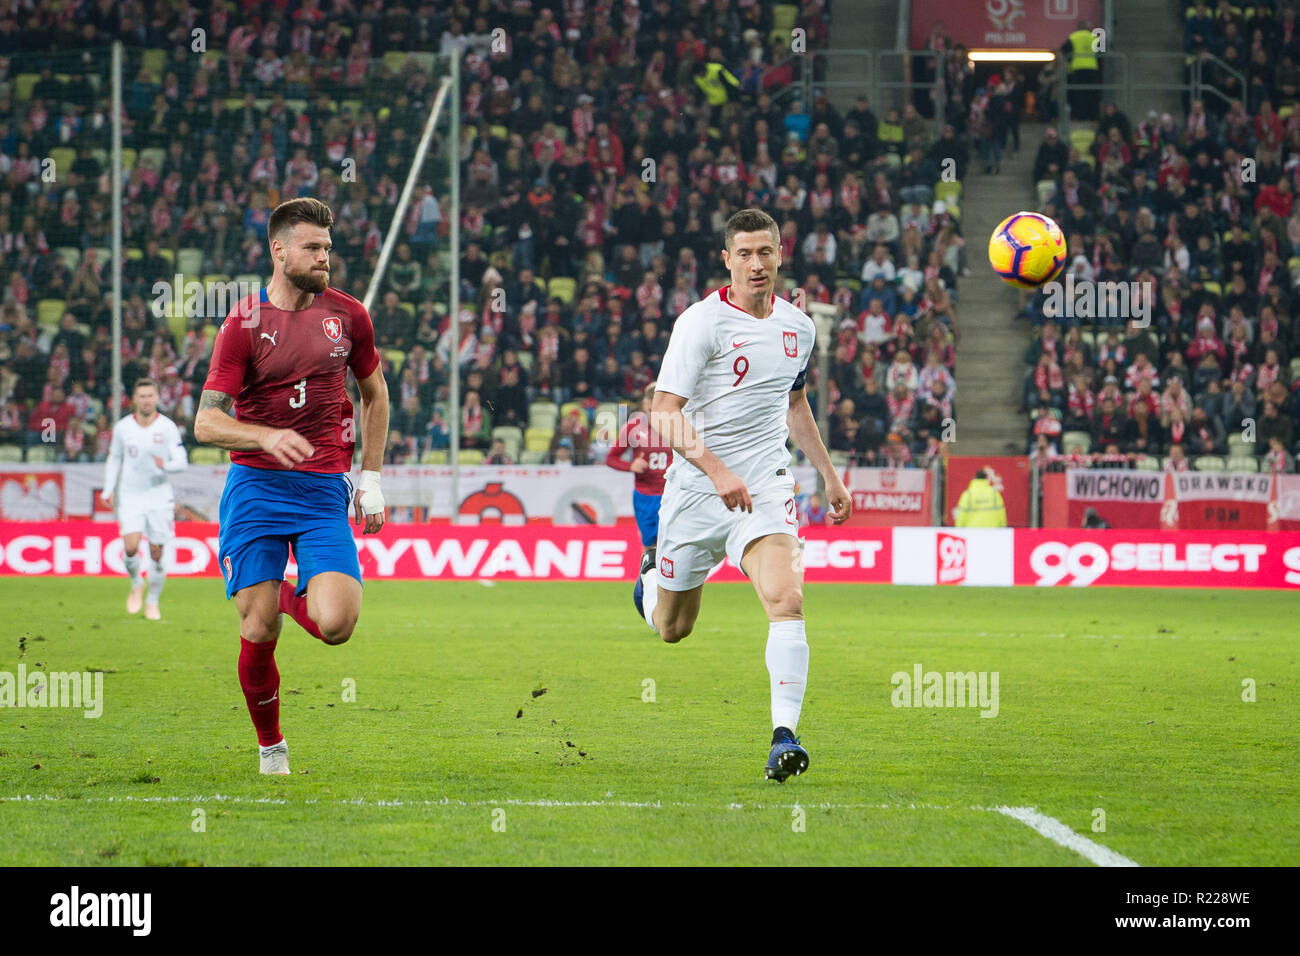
[
  {"left": 633, "top": 208, "right": 852, "bottom": 781},
  {"left": 102, "top": 378, "right": 188, "bottom": 620}
]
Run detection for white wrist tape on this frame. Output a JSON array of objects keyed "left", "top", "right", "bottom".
[{"left": 359, "top": 469, "right": 385, "bottom": 515}]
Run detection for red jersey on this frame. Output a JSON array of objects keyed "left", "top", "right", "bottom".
[
  {"left": 605, "top": 411, "right": 672, "bottom": 495},
  {"left": 203, "top": 286, "right": 380, "bottom": 473}
]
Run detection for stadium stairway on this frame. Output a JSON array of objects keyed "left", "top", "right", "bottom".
[
  {"left": 1109, "top": 0, "right": 1187, "bottom": 122},
  {"left": 820, "top": 0, "right": 899, "bottom": 112},
  {"left": 946, "top": 126, "right": 1042, "bottom": 456}
]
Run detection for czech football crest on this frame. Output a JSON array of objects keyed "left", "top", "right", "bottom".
[
  {"left": 783, "top": 331, "right": 798, "bottom": 357},
  {"left": 323, "top": 316, "right": 343, "bottom": 342}
]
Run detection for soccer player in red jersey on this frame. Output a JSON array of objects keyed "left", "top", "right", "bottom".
[
  {"left": 605, "top": 383, "right": 672, "bottom": 557},
  {"left": 194, "top": 198, "right": 389, "bottom": 775}
]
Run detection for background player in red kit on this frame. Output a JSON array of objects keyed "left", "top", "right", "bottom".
[
  {"left": 194, "top": 198, "right": 389, "bottom": 775},
  {"left": 605, "top": 382, "right": 672, "bottom": 555}
]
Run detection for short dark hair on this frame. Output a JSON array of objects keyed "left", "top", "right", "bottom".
[
  {"left": 268, "top": 197, "right": 333, "bottom": 244},
  {"left": 975, "top": 468, "right": 989, "bottom": 480},
  {"left": 133, "top": 377, "right": 157, "bottom": 393},
  {"left": 724, "top": 208, "right": 780, "bottom": 252}
]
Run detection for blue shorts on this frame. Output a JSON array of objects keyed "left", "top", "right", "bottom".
[
  {"left": 632, "top": 488, "right": 661, "bottom": 547},
  {"left": 217, "top": 463, "right": 361, "bottom": 600}
]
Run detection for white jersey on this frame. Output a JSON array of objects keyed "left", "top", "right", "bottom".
[
  {"left": 656, "top": 285, "right": 815, "bottom": 493},
  {"left": 103, "top": 413, "right": 188, "bottom": 509}
]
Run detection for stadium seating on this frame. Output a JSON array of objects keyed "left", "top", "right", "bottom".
[
  {"left": 139, "top": 147, "right": 166, "bottom": 171},
  {"left": 54, "top": 247, "right": 79, "bottom": 273},
  {"left": 0, "top": 0, "right": 931, "bottom": 481},
  {"left": 529, "top": 402, "right": 558, "bottom": 431},
  {"left": 1014, "top": 7, "right": 1300, "bottom": 478},
  {"left": 177, "top": 248, "right": 204, "bottom": 277},
  {"left": 13, "top": 72, "right": 39, "bottom": 101},
  {"left": 491, "top": 425, "right": 523, "bottom": 460},
  {"left": 49, "top": 147, "right": 76, "bottom": 178},
  {"left": 1061, "top": 431, "right": 1092, "bottom": 454},
  {"left": 189, "top": 447, "right": 229, "bottom": 465},
  {"left": 524, "top": 427, "right": 553, "bottom": 453},
  {"left": 1227, "top": 434, "right": 1253, "bottom": 457},
  {"left": 140, "top": 48, "right": 166, "bottom": 82},
  {"left": 547, "top": 277, "right": 577, "bottom": 305},
  {"left": 37, "top": 299, "right": 66, "bottom": 327},
  {"left": 592, "top": 403, "right": 622, "bottom": 443}
]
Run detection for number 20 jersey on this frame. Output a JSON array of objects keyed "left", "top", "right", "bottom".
[
  {"left": 203, "top": 286, "right": 380, "bottom": 473},
  {"left": 655, "top": 285, "right": 815, "bottom": 495}
]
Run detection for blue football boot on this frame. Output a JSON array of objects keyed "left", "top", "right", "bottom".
[
  {"left": 633, "top": 547, "right": 656, "bottom": 620},
  {"left": 765, "top": 726, "right": 809, "bottom": 782}
]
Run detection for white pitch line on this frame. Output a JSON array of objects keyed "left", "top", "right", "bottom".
[
  {"left": 0, "top": 793, "right": 1143, "bottom": 865},
  {"left": 992, "top": 805, "right": 1140, "bottom": 867}
]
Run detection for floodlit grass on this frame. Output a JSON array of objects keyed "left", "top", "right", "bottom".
[{"left": 0, "top": 579, "right": 1294, "bottom": 865}]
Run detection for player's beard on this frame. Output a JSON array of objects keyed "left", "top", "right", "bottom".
[{"left": 287, "top": 262, "right": 329, "bottom": 294}]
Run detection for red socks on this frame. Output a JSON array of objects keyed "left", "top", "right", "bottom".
[
  {"left": 240, "top": 582, "right": 326, "bottom": 748},
  {"left": 238, "top": 637, "right": 282, "bottom": 747},
  {"left": 279, "top": 579, "right": 325, "bottom": 641}
]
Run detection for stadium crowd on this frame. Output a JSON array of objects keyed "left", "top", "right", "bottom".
[
  {"left": 0, "top": 0, "right": 980, "bottom": 471},
  {"left": 1020, "top": 1, "right": 1300, "bottom": 475}
]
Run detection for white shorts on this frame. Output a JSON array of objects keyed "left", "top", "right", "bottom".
[
  {"left": 655, "top": 470, "right": 800, "bottom": 591},
  {"left": 118, "top": 505, "right": 174, "bottom": 543}
]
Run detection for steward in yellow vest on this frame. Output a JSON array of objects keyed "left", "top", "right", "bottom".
[{"left": 954, "top": 471, "right": 1007, "bottom": 527}]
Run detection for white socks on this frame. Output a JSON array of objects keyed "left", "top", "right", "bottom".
[
  {"left": 147, "top": 555, "right": 166, "bottom": 605},
  {"left": 766, "top": 619, "right": 809, "bottom": 732},
  {"left": 640, "top": 567, "right": 660, "bottom": 633},
  {"left": 124, "top": 551, "right": 142, "bottom": 587}
]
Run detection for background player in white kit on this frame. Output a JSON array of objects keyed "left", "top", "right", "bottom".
[
  {"left": 633, "top": 208, "right": 852, "bottom": 781},
  {"left": 102, "top": 378, "right": 188, "bottom": 620}
]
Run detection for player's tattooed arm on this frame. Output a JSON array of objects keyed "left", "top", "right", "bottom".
[
  {"left": 193, "top": 389, "right": 314, "bottom": 467},
  {"left": 198, "top": 389, "right": 234, "bottom": 415},
  {"left": 194, "top": 389, "right": 256, "bottom": 450}
]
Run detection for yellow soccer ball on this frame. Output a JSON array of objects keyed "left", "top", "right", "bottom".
[{"left": 988, "top": 212, "right": 1067, "bottom": 289}]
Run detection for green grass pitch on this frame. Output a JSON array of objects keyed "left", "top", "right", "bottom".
[{"left": 0, "top": 578, "right": 1295, "bottom": 865}]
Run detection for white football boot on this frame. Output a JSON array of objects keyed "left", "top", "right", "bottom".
[{"left": 259, "top": 740, "right": 290, "bottom": 775}]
